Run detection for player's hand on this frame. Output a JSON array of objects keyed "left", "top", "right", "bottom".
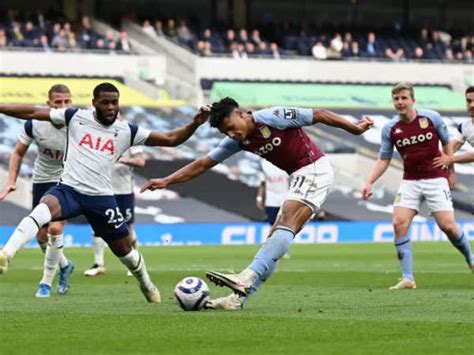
[
  {"left": 140, "top": 178, "right": 168, "bottom": 192},
  {"left": 256, "top": 197, "right": 264, "bottom": 209},
  {"left": 361, "top": 182, "right": 372, "bottom": 200},
  {"left": 193, "top": 105, "right": 212, "bottom": 125},
  {"left": 432, "top": 153, "right": 452, "bottom": 169},
  {"left": 0, "top": 184, "right": 16, "bottom": 201},
  {"left": 355, "top": 117, "right": 374, "bottom": 135}
]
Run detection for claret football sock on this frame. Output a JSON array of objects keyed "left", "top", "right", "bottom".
[
  {"left": 394, "top": 235, "right": 414, "bottom": 281},
  {"left": 3, "top": 203, "right": 52, "bottom": 260}
]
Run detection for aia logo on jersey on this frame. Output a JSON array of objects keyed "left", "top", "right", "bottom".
[
  {"left": 79, "top": 133, "right": 115, "bottom": 154},
  {"left": 395, "top": 132, "right": 433, "bottom": 147},
  {"left": 419, "top": 117, "right": 429, "bottom": 129},
  {"left": 42, "top": 148, "right": 62, "bottom": 160}
]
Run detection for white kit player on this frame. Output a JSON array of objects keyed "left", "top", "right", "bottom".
[
  {"left": 0, "top": 84, "right": 74, "bottom": 298},
  {"left": 85, "top": 119, "right": 147, "bottom": 277},
  {"left": 433, "top": 86, "right": 474, "bottom": 169},
  {"left": 0, "top": 82, "right": 210, "bottom": 302}
]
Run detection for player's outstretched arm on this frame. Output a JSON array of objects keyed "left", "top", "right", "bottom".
[
  {"left": 433, "top": 141, "right": 474, "bottom": 167},
  {"left": 0, "top": 141, "right": 28, "bottom": 201},
  {"left": 145, "top": 106, "right": 211, "bottom": 147},
  {"left": 140, "top": 156, "right": 218, "bottom": 192},
  {"left": 361, "top": 159, "right": 391, "bottom": 200},
  {"left": 0, "top": 104, "right": 51, "bottom": 121},
  {"left": 312, "top": 109, "right": 373, "bottom": 135}
]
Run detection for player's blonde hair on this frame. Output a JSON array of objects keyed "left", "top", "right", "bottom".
[{"left": 391, "top": 83, "right": 415, "bottom": 99}]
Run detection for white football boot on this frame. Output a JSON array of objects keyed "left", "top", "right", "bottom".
[
  {"left": 205, "top": 293, "right": 244, "bottom": 310},
  {"left": 83, "top": 264, "right": 106, "bottom": 277},
  {"left": 206, "top": 269, "right": 257, "bottom": 296},
  {"left": 0, "top": 250, "right": 8, "bottom": 275},
  {"left": 389, "top": 278, "right": 417, "bottom": 290},
  {"left": 140, "top": 283, "right": 161, "bottom": 303}
]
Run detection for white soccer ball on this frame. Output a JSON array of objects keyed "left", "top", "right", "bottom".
[{"left": 174, "top": 276, "right": 210, "bottom": 311}]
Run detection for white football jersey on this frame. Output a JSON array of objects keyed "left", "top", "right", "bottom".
[
  {"left": 17, "top": 120, "right": 66, "bottom": 183},
  {"left": 112, "top": 146, "right": 143, "bottom": 195},
  {"left": 453, "top": 119, "right": 474, "bottom": 147},
  {"left": 259, "top": 159, "right": 289, "bottom": 207},
  {"left": 50, "top": 108, "right": 150, "bottom": 196}
]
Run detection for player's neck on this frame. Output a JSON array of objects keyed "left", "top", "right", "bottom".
[{"left": 399, "top": 109, "right": 417, "bottom": 122}]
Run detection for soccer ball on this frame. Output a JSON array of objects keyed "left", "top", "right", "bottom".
[{"left": 174, "top": 277, "right": 210, "bottom": 311}]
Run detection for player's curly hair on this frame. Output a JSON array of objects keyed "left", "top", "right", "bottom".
[
  {"left": 209, "top": 97, "right": 239, "bottom": 128},
  {"left": 466, "top": 86, "right": 474, "bottom": 95},
  {"left": 93, "top": 82, "right": 120, "bottom": 99}
]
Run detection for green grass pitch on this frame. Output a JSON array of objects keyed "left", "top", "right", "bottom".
[{"left": 0, "top": 242, "right": 473, "bottom": 355}]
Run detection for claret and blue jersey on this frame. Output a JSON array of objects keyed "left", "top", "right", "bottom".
[
  {"left": 379, "top": 109, "right": 450, "bottom": 180},
  {"left": 207, "top": 107, "right": 325, "bottom": 174}
]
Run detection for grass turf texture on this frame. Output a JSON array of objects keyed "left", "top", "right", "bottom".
[{"left": 0, "top": 243, "right": 473, "bottom": 355}]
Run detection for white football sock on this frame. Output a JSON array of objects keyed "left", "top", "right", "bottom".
[
  {"left": 39, "top": 234, "right": 64, "bottom": 286},
  {"left": 3, "top": 203, "right": 52, "bottom": 259},
  {"left": 38, "top": 242, "right": 48, "bottom": 254},
  {"left": 119, "top": 249, "right": 153, "bottom": 288},
  {"left": 93, "top": 236, "right": 106, "bottom": 266}
]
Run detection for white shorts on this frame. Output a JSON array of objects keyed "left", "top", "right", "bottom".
[
  {"left": 286, "top": 156, "right": 334, "bottom": 212},
  {"left": 394, "top": 178, "right": 453, "bottom": 212}
]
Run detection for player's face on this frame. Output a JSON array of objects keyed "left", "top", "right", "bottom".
[
  {"left": 392, "top": 90, "right": 415, "bottom": 116},
  {"left": 93, "top": 92, "right": 120, "bottom": 126},
  {"left": 219, "top": 109, "right": 249, "bottom": 141},
  {"left": 466, "top": 92, "right": 474, "bottom": 118},
  {"left": 47, "top": 92, "right": 72, "bottom": 109}
]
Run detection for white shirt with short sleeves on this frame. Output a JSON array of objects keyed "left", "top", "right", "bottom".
[
  {"left": 50, "top": 108, "right": 150, "bottom": 196},
  {"left": 17, "top": 120, "right": 66, "bottom": 183},
  {"left": 452, "top": 119, "right": 474, "bottom": 147},
  {"left": 112, "top": 146, "right": 143, "bottom": 195}
]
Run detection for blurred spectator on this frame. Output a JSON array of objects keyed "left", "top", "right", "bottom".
[
  {"left": 351, "top": 41, "right": 360, "bottom": 57},
  {"left": 364, "top": 32, "right": 379, "bottom": 58},
  {"left": 117, "top": 31, "right": 131, "bottom": 53},
  {"left": 232, "top": 42, "right": 248, "bottom": 59},
  {"left": 445, "top": 48, "right": 454, "bottom": 60},
  {"left": 384, "top": 46, "right": 404, "bottom": 61},
  {"left": 424, "top": 42, "right": 437, "bottom": 59},
  {"left": 142, "top": 20, "right": 156, "bottom": 37},
  {"left": 251, "top": 29, "right": 263, "bottom": 46},
  {"left": 78, "top": 16, "right": 96, "bottom": 49},
  {"left": 23, "top": 21, "right": 40, "bottom": 47},
  {"left": 270, "top": 42, "right": 280, "bottom": 59},
  {"left": 256, "top": 41, "right": 269, "bottom": 56},
  {"left": 412, "top": 46, "right": 424, "bottom": 59},
  {"left": 39, "top": 34, "right": 51, "bottom": 52},
  {"left": 344, "top": 32, "right": 353, "bottom": 44},
  {"left": 341, "top": 41, "right": 352, "bottom": 58},
  {"left": 51, "top": 29, "right": 69, "bottom": 50},
  {"left": 0, "top": 29, "right": 7, "bottom": 48},
  {"left": 419, "top": 27, "right": 430, "bottom": 48},
  {"left": 312, "top": 41, "right": 327, "bottom": 59},
  {"left": 224, "top": 29, "right": 236, "bottom": 50},
  {"left": 201, "top": 28, "right": 220, "bottom": 50},
  {"left": 10, "top": 22, "right": 24, "bottom": 46},
  {"left": 245, "top": 42, "right": 256, "bottom": 56},
  {"left": 154, "top": 20, "right": 164, "bottom": 36},
  {"left": 464, "top": 50, "right": 473, "bottom": 62},
  {"left": 95, "top": 38, "right": 106, "bottom": 51},
  {"left": 165, "top": 19, "right": 177, "bottom": 39},
  {"left": 196, "top": 40, "right": 212, "bottom": 56},
  {"left": 432, "top": 30, "right": 445, "bottom": 58},
  {"left": 104, "top": 30, "right": 115, "bottom": 47},
  {"left": 238, "top": 29, "right": 249, "bottom": 44},
  {"left": 177, "top": 20, "right": 194, "bottom": 47},
  {"left": 328, "top": 33, "right": 343, "bottom": 58}
]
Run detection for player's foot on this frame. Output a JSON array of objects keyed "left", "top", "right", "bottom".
[
  {"left": 57, "top": 260, "right": 74, "bottom": 295},
  {"left": 140, "top": 283, "right": 161, "bottom": 303},
  {"left": 35, "top": 283, "right": 51, "bottom": 298},
  {"left": 0, "top": 250, "right": 8, "bottom": 275},
  {"left": 83, "top": 264, "right": 106, "bottom": 277},
  {"left": 206, "top": 269, "right": 257, "bottom": 296},
  {"left": 205, "top": 293, "right": 243, "bottom": 310},
  {"left": 389, "top": 278, "right": 417, "bottom": 290}
]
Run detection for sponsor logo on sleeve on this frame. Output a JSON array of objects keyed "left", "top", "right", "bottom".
[{"left": 283, "top": 108, "right": 297, "bottom": 120}]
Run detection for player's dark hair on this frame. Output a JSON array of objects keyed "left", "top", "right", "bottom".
[
  {"left": 466, "top": 86, "right": 474, "bottom": 95},
  {"left": 93, "top": 82, "right": 120, "bottom": 99},
  {"left": 209, "top": 97, "right": 239, "bottom": 128},
  {"left": 48, "top": 84, "right": 71, "bottom": 99}
]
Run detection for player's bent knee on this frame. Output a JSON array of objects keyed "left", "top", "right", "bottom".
[
  {"left": 393, "top": 219, "right": 410, "bottom": 237},
  {"left": 48, "top": 222, "right": 64, "bottom": 236}
]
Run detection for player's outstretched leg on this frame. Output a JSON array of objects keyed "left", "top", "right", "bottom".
[
  {"left": 390, "top": 235, "right": 416, "bottom": 290},
  {"left": 84, "top": 236, "right": 106, "bottom": 277},
  {"left": 206, "top": 226, "right": 294, "bottom": 296},
  {"left": 108, "top": 237, "right": 160, "bottom": 303},
  {"left": 1, "top": 203, "right": 52, "bottom": 275}
]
